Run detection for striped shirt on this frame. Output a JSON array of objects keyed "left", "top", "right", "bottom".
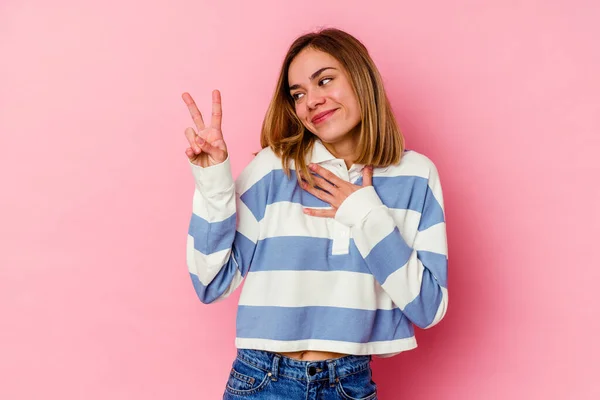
[{"left": 186, "top": 139, "right": 448, "bottom": 358}]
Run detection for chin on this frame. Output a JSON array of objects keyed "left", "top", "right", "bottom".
[
  {"left": 310, "top": 119, "right": 360, "bottom": 141},
  {"left": 312, "top": 130, "right": 352, "bottom": 144}
]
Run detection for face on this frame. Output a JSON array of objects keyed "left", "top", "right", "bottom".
[{"left": 287, "top": 48, "right": 361, "bottom": 146}]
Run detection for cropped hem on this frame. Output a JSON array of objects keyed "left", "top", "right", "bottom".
[{"left": 235, "top": 337, "right": 417, "bottom": 359}]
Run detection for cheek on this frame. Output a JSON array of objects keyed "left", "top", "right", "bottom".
[
  {"left": 341, "top": 90, "right": 360, "bottom": 118},
  {"left": 328, "top": 88, "right": 344, "bottom": 103},
  {"left": 349, "top": 96, "right": 361, "bottom": 118},
  {"left": 294, "top": 105, "right": 311, "bottom": 128},
  {"left": 330, "top": 84, "right": 358, "bottom": 113},
  {"left": 295, "top": 105, "right": 306, "bottom": 122}
]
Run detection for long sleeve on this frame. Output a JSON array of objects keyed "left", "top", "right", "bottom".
[
  {"left": 186, "top": 157, "right": 260, "bottom": 304},
  {"left": 335, "top": 162, "right": 448, "bottom": 329}
]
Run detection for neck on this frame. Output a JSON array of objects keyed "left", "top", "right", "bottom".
[{"left": 321, "top": 131, "right": 360, "bottom": 169}]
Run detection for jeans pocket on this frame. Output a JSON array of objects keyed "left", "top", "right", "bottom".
[
  {"left": 225, "top": 358, "right": 271, "bottom": 396},
  {"left": 336, "top": 366, "right": 378, "bottom": 400}
]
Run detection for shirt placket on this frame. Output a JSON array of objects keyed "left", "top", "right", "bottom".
[{"left": 326, "top": 160, "right": 354, "bottom": 256}]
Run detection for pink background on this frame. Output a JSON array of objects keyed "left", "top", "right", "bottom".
[{"left": 1, "top": 0, "right": 599, "bottom": 398}]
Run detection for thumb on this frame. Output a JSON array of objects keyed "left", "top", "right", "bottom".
[{"left": 362, "top": 165, "right": 373, "bottom": 186}]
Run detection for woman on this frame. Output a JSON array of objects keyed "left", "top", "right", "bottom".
[{"left": 182, "top": 28, "right": 448, "bottom": 400}]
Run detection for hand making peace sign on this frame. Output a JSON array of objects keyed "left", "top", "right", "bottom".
[{"left": 182, "top": 90, "right": 228, "bottom": 167}]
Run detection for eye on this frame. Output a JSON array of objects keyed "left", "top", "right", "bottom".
[
  {"left": 291, "top": 92, "right": 305, "bottom": 101},
  {"left": 319, "top": 77, "right": 332, "bottom": 86}
]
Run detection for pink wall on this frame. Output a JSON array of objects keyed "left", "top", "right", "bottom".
[{"left": 1, "top": 0, "right": 598, "bottom": 398}]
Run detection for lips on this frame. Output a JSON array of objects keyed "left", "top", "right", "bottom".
[{"left": 311, "top": 109, "right": 337, "bottom": 124}]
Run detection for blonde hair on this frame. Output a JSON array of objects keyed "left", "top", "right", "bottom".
[{"left": 260, "top": 28, "right": 404, "bottom": 184}]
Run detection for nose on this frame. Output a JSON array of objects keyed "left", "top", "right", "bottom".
[{"left": 306, "top": 90, "right": 325, "bottom": 110}]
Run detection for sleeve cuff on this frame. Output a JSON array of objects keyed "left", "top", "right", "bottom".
[
  {"left": 189, "top": 156, "right": 234, "bottom": 196},
  {"left": 335, "top": 186, "right": 384, "bottom": 227}
]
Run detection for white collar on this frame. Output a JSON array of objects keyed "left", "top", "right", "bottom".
[{"left": 308, "top": 139, "right": 337, "bottom": 164}]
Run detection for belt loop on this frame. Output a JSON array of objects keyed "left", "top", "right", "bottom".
[
  {"left": 327, "top": 360, "right": 337, "bottom": 387},
  {"left": 269, "top": 354, "right": 280, "bottom": 381}
]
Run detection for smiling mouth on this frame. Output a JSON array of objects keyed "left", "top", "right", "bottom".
[{"left": 312, "top": 109, "right": 337, "bottom": 124}]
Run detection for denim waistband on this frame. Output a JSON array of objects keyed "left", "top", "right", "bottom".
[{"left": 235, "top": 349, "right": 372, "bottom": 384}]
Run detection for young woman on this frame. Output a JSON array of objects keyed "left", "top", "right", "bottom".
[{"left": 182, "top": 28, "right": 448, "bottom": 400}]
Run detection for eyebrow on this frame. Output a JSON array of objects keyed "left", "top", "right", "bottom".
[{"left": 289, "top": 67, "right": 337, "bottom": 91}]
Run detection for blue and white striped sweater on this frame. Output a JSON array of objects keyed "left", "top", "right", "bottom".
[{"left": 187, "top": 140, "right": 448, "bottom": 358}]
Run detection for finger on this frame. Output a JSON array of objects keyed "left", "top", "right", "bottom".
[
  {"left": 184, "top": 127, "right": 202, "bottom": 153},
  {"left": 312, "top": 173, "right": 338, "bottom": 193},
  {"left": 299, "top": 170, "right": 330, "bottom": 190},
  {"left": 196, "top": 135, "right": 226, "bottom": 161},
  {"left": 300, "top": 180, "right": 335, "bottom": 204},
  {"left": 211, "top": 89, "right": 222, "bottom": 130},
  {"left": 308, "top": 163, "right": 342, "bottom": 186},
  {"left": 303, "top": 208, "right": 336, "bottom": 218},
  {"left": 182, "top": 92, "right": 205, "bottom": 132},
  {"left": 185, "top": 147, "right": 196, "bottom": 159},
  {"left": 363, "top": 165, "right": 373, "bottom": 187}
]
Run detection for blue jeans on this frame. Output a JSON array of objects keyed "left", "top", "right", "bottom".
[{"left": 223, "top": 349, "right": 378, "bottom": 399}]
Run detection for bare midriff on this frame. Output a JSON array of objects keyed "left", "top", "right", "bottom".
[{"left": 277, "top": 350, "right": 349, "bottom": 361}]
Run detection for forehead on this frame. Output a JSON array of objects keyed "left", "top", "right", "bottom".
[{"left": 288, "top": 48, "right": 341, "bottom": 83}]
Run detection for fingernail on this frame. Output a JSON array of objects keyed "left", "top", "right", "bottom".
[
  {"left": 197, "top": 137, "right": 204, "bottom": 144},
  {"left": 309, "top": 164, "right": 316, "bottom": 170}
]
